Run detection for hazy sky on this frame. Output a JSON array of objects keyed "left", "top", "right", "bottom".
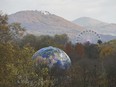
[{"left": 0, "top": 0, "right": 116, "bottom": 23}]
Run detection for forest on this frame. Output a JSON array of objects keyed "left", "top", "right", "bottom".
[{"left": 0, "top": 12, "right": 116, "bottom": 87}]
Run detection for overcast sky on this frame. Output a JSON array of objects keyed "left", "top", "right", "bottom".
[{"left": 0, "top": 0, "right": 116, "bottom": 23}]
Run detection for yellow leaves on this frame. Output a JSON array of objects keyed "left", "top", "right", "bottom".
[
  {"left": 0, "top": 43, "right": 36, "bottom": 86},
  {"left": 41, "top": 68, "right": 49, "bottom": 76},
  {"left": 0, "top": 43, "right": 15, "bottom": 62},
  {"left": 6, "top": 63, "right": 19, "bottom": 75},
  {"left": 100, "top": 46, "right": 113, "bottom": 58},
  {"left": 23, "top": 45, "right": 35, "bottom": 55}
]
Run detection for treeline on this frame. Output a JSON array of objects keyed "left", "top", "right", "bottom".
[
  {"left": 0, "top": 12, "right": 116, "bottom": 87},
  {"left": 20, "top": 33, "right": 69, "bottom": 50}
]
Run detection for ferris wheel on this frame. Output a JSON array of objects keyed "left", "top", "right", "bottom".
[{"left": 76, "top": 30, "right": 101, "bottom": 44}]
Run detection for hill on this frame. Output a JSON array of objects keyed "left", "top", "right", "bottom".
[
  {"left": 8, "top": 10, "right": 84, "bottom": 41},
  {"left": 73, "top": 17, "right": 116, "bottom": 36},
  {"left": 8, "top": 11, "right": 116, "bottom": 43}
]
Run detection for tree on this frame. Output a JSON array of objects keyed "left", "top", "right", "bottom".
[
  {"left": 84, "top": 44, "right": 99, "bottom": 59},
  {"left": 64, "top": 42, "right": 72, "bottom": 55},
  {"left": 54, "top": 34, "right": 69, "bottom": 45},
  {"left": 21, "top": 34, "right": 37, "bottom": 49},
  {"left": 9, "top": 23, "right": 26, "bottom": 42},
  {"left": 75, "top": 43, "right": 85, "bottom": 58},
  {"left": 0, "top": 11, "right": 11, "bottom": 43},
  {"left": 97, "top": 39, "right": 102, "bottom": 44}
]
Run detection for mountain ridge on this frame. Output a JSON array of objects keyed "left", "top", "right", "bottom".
[
  {"left": 8, "top": 10, "right": 83, "bottom": 30},
  {"left": 73, "top": 17, "right": 116, "bottom": 36},
  {"left": 8, "top": 10, "right": 84, "bottom": 41},
  {"left": 73, "top": 17, "right": 108, "bottom": 27},
  {"left": 8, "top": 10, "right": 116, "bottom": 43}
]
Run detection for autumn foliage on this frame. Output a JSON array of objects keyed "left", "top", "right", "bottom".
[{"left": 0, "top": 12, "right": 116, "bottom": 87}]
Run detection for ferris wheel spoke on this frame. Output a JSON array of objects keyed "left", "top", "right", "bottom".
[{"left": 76, "top": 30, "right": 101, "bottom": 44}]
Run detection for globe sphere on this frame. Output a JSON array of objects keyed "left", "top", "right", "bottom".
[{"left": 32, "top": 46, "right": 71, "bottom": 70}]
